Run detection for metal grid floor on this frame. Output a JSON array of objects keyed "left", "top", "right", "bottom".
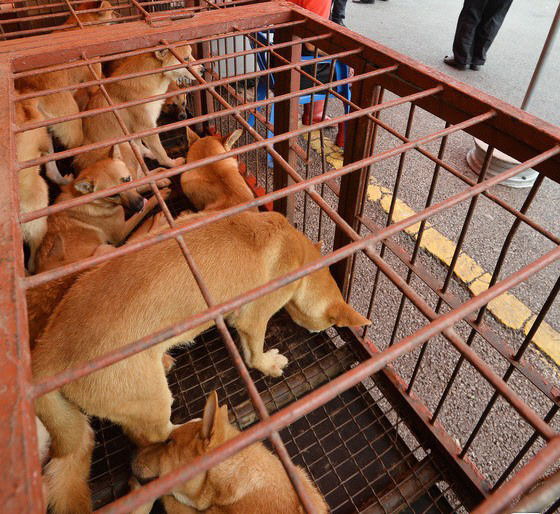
[{"left": 89, "top": 311, "right": 462, "bottom": 513}]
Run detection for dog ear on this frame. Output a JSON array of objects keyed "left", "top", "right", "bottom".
[
  {"left": 154, "top": 49, "right": 169, "bottom": 61},
  {"left": 74, "top": 178, "right": 94, "bottom": 195},
  {"left": 186, "top": 126, "right": 200, "bottom": 147},
  {"left": 109, "top": 144, "right": 122, "bottom": 161},
  {"left": 328, "top": 302, "right": 371, "bottom": 328},
  {"left": 223, "top": 129, "right": 243, "bottom": 151},
  {"left": 200, "top": 391, "right": 226, "bottom": 448}
]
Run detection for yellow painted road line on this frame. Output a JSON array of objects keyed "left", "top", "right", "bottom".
[{"left": 307, "top": 130, "right": 560, "bottom": 366}]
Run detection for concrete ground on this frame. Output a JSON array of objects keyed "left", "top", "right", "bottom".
[
  {"left": 338, "top": 0, "right": 560, "bottom": 366},
  {"left": 292, "top": 0, "right": 560, "bottom": 499},
  {"left": 344, "top": 0, "right": 560, "bottom": 125}
]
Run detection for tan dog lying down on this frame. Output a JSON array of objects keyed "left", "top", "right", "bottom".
[
  {"left": 181, "top": 128, "right": 256, "bottom": 211},
  {"left": 130, "top": 391, "right": 328, "bottom": 513},
  {"left": 34, "top": 211, "right": 369, "bottom": 457}
]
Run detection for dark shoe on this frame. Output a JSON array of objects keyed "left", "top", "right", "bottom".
[
  {"left": 443, "top": 56, "right": 467, "bottom": 71},
  {"left": 470, "top": 64, "right": 482, "bottom": 71},
  {"left": 353, "top": 0, "right": 374, "bottom": 4},
  {"left": 332, "top": 18, "right": 346, "bottom": 27}
]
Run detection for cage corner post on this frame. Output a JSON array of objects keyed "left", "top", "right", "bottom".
[
  {"left": 331, "top": 71, "right": 378, "bottom": 297},
  {"left": 0, "top": 58, "right": 44, "bottom": 513},
  {"left": 272, "top": 26, "right": 302, "bottom": 222}
]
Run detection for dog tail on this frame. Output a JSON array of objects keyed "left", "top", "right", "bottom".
[
  {"left": 35, "top": 389, "right": 88, "bottom": 458},
  {"left": 44, "top": 421, "right": 94, "bottom": 514}
]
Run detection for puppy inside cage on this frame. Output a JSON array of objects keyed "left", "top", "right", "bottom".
[{"left": 4, "top": 2, "right": 560, "bottom": 514}]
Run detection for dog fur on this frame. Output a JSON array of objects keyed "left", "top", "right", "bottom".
[
  {"left": 14, "top": 2, "right": 115, "bottom": 149},
  {"left": 130, "top": 391, "right": 328, "bottom": 513},
  {"left": 73, "top": 45, "right": 203, "bottom": 175},
  {"left": 36, "top": 415, "right": 94, "bottom": 514},
  {"left": 181, "top": 128, "right": 256, "bottom": 212},
  {"left": 161, "top": 80, "right": 188, "bottom": 120},
  {"left": 33, "top": 210, "right": 369, "bottom": 460},
  {"left": 16, "top": 99, "right": 51, "bottom": 273},
  {"left": 28, "top": 150, "right": 167, "bottom": 347},
  {"left": 35, "top": 148, "right": 166, "bottom": 273}
]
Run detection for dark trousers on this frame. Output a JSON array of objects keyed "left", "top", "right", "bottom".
[
  {"left": 331, "top": 0, "right": 348, "bottom": 23},
  {"left": 452, "top": 0, "right": 513, "bottom": 65}
]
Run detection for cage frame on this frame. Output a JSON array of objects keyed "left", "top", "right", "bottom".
[{"left": 1, "top": 1, "right": 560, "bottom": 512}]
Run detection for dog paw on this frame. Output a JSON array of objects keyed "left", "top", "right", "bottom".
[
  {"left": 156, "top": 178, "right": 172, "bottom": 189},
  {"left": 171, "top": 157, "right": 185, "bottom": 167},
  {"left": 256, "top": 349, "right": 288, "bottom": 377}
]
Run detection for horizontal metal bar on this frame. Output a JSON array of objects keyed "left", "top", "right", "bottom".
[
  {"left": 14, "top": 33, "right": 331, "bottom": 104},
  {"left": 16, "top": 46, "right": 368, "bottom": 135},
  {"left": 31, "top": 144, "right": 559, "bottom": 395},
  {"left": 356, "top": 214, "right": 560, "bottom": 406},
  {"left": 18, "top": 80, "right": 436, "bottom": 213},
  {"left": 11, "top": 19, "right": 307, "bottom": 78},
  {"left": 22, "top": 106, "right": 490, "bottom": 289}
]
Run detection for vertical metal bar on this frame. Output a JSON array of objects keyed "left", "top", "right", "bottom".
[
  {"left": 272, "top": 27, "right": 301, "bottom": 220},
  {"left": 407, "top": 145, "right": 494, "bottom": 393},
  {"left": 331, "top": 66, "right": 378, "bottom": 295},
  {"left": 0, "top": 59, "right": 44, "bottom": 513},
  {"left": 521, "top": 1, "right": 560, "bottom": 110}
]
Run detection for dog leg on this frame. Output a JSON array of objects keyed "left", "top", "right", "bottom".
[
  {"left": 237, "top": 321, "right": 288, "bottom": 377},
  {"left": 163, "top": 495, "right": 199, "bottom": 513},
  {"left": 128, "top": 211, "right": 168, "bottom": 242},
  {"left": 25, "top": 218, "right": 48, "bottom": 274},
  {"left": 142, "top": 133, "right": 185, "bottom": 168},
  {"left": 45, "top": 422, "right": 94, "bottom": 514},
  {"left": 131, "top": 139, "right": 157, "bottom": 161}
]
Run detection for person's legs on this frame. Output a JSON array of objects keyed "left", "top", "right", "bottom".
[
  {"left": 331, "top": 0, "right": 348, "bottom": 25},
  {"left": 451, "top": 0, "right": 488, "bottom": 65},
  {"left": 471, "top": 0, "right": 513, "bottom": 66}
]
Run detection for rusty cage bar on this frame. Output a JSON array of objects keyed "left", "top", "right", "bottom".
[{"left": 1, "top": 0, "right": 560, "bottom": 512}]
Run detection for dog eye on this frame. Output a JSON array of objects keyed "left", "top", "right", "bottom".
[
  {"left": 121, "top": 177, "right": 131, "bottom": 183},
  {"left": 107, "top": 194, "right": 119, "bottom": 199}
]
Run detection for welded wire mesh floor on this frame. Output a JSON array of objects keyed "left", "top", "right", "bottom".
[{"left": 89, "top": 311, "right": 464, "bottom": 513}]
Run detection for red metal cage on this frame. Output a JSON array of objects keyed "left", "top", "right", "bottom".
[{"left": 2, "top": 0, "right": 560, "bottom": 512}]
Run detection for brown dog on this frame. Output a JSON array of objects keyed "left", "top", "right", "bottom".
[
  {"left": 130, "top": 391, "right": 328, "bottom": 513},
  {"left": 161, "top": 80, "right": 188, "bottom": 120},
  {"left": 73, "top": 45, "right": 203, "bottom": 176},
  {"left": 15, "top": 1, "right": 116, "bottom": 149},
  {"left": 35, "top": 147, "right": 167, "bottom": 273},
  {"left": 181, "top": 128, "right": 256, "bottom": 212},
  {"left": 33, "top": 210, "right": 370, "bottom": 459},
  {"left": 28, "top": 149, "right": 168, "bottom": 347}
]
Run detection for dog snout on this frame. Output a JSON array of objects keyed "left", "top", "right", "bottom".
[
  {"left": 122, "top": 191, "right": 145, "bottom": 213},
  {"left": 178, "top": 111, "right": 188, "bottom": 120}
]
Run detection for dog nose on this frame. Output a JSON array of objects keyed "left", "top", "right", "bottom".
[
  {"left": 178, "top": 112, "right": 187, "bottom": 120},
  {"left": 131, "top": 196, "right": 145, "bottom": 213}
]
